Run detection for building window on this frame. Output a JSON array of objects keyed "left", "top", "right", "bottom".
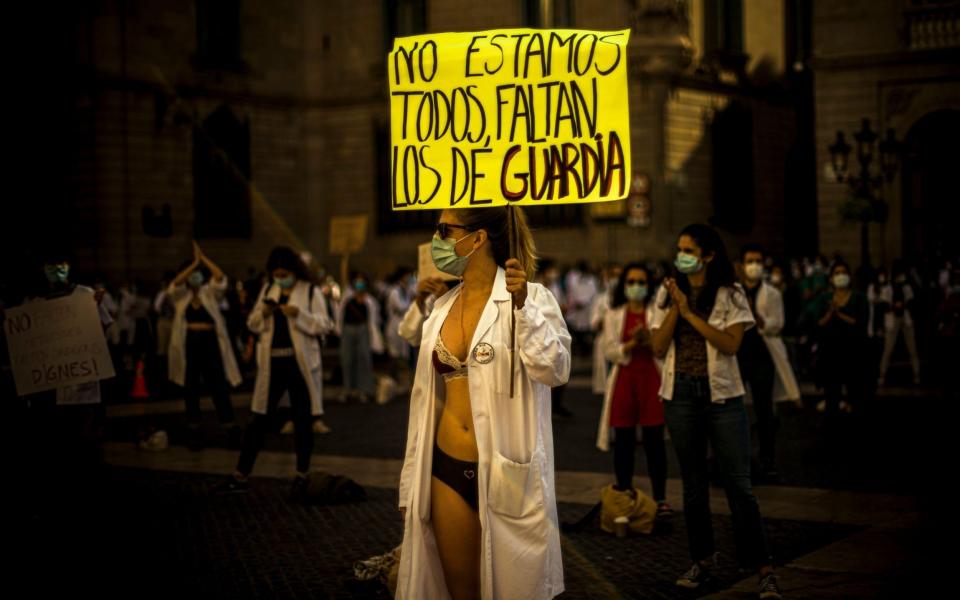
[
  {"left": 385, "top": 0, "right": 427, "bottom": 52},
  {"left": 193, "top": 105, "right": 252, "bottom": 238},
  {"left": 195, "top": 0, "right": 243, "bottom": 70},
  {"left": 709, "top": 101, "right": 754, "bottom": 234},
  {"left": 523, "top": 0, "right": 575, "bottom": 28},
  {"left": 704, "top": 0, "right": 743, "bottom": 55}
]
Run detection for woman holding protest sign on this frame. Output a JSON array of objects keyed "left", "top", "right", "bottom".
[
  {"left": 166, "top": 242, "right": 242, "bottom": 450},
  {"left": 396, "top": 206, "right": 570, "bottom": 599}
]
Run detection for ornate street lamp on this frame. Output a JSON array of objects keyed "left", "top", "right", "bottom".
[{"left": 827, "top": 118, "right": 901, "bottom": 272}]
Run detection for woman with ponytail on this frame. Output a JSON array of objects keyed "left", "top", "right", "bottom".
[
  {"left": 649, "top": 224, "right": 782, "bottom": 599},
  {"left": 396, "top": 205, "right": 571, "bottom": 599}
]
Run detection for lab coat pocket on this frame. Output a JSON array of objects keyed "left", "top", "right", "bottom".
[{"left": 488, "top": 451, "right": 543, "bottom": 518}]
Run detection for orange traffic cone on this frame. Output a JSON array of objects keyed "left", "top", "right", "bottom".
[{"left": 130, "top": 359, "right": 150, "bottom": 399}]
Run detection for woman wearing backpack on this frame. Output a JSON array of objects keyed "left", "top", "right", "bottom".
[{"left": 214, "top": 246, "right": 333, "bottom": 501}]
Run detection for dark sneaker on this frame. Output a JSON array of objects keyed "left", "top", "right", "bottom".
[
  {"left": 289, "top": 475, "right": 309, "bottom": 503},
  {"left": 656, "top": 502, "right": 675, "bottom": 519},
  {"left": 676, "top": 554, "right": 718, "bottom": 589},
  {"left": 759, "top": 572, "right": 782, "bottom": 599},
  {"left": 213, "top": 476, "right": 249, "bottom": 495}
]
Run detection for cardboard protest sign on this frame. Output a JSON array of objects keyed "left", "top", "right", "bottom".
[
  {"left": 418, "top": 242, "right": 459, "bottom": 282},
  {"left": 4, "top": 289, "right": 115, "bottom": 396},
  {"left": 389, "top": 29, "right": 631, "bottom": 210},
  {"left": 329, "top": 215, "right": 369, "bottom": 254}
]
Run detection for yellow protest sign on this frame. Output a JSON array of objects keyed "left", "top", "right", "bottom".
[{"left": 388, "top": 29, "right": 631, "bottom": 210}]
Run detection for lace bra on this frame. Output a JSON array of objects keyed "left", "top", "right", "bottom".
[{"left": 432, "top": 336, "right": 469, "bottom": 382}]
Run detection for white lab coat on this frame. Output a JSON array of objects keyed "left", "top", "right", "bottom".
[
  {"left": 166, "top": 278, "right": 242, "bottom": 389},
  {"left": 595, "top": 303, "right": 663, "bottom": 451},
  {"left": 589, "top": 290, "right": 612, "bottom": 394},
  {"left": 335, "top": 289, "right": 385, "bottom": 354},
  {"left": 565, "top": 270, "right": 598, "bottom": 332},
  {"left": 247, "top": 281, "right": 334, "bottom": 416},
  {"left": 385, "top": 284, "right": 413, "bottom": 359},
  {"left": 650, "top": 284, "right": 755, "bottom": 403},
  {"left": 396, "top": 268, "right": 570, "bottom": 600},
  {"left": 398, "top": 295, "right": 439, "bottom": 347},
  {"left": 879, "top": 283, "right": 915, "bottom": 329},
  {"left": 752, "top": 282, "right": 801, "bottom": 403}
]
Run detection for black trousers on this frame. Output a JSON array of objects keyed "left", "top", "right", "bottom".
[
  {"left": 613, "top": 425, "right": 668, "bottom": 502},
  {"left": 183, "top": 331, "right": 235, "bottom": 426},
  {"left": 739, "top": 348, "right": 777, "bottom": 469},
  {"left": 237, "top": 357, "right": 313, "bottom": 475}
]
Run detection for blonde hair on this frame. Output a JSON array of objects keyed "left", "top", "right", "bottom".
[{"left": 458, "top": 205, "right": 538, "bottom": 280}]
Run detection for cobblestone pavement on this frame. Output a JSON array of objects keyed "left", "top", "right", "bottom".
[{"left": 17, "top": 467, "right": 861, "bottom": 599}]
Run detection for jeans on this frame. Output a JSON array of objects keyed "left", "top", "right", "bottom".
[
  {"left": 664, "top": 373, "right": 772, "bottom": 569},
  {"left": 613, "top": 426, "right": 667, "bottom": 502},
  {"left": 340, "top": 323, "right": 376, "bottom": 396}
]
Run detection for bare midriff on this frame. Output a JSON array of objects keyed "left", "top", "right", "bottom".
[
  {"left": 186, "top": 323, "right": 215, "bottom": 332},
  {"left": 436, "top": 376, "right": 479, "bottom": 462}
]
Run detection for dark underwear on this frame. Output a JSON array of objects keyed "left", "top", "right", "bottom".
[{"left": 432, "top": 444, "right": 479, "bottom": 512}]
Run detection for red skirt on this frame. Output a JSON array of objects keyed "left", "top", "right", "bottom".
[{"left": 610, "top": 355, "right": 664, "bottom": 427}]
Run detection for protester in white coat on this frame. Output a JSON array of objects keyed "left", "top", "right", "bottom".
[
  {"left": 214, "top": 247, "right": 334, "bottom": 500},
  {"left": 878, "top": 263, "right": 921, "bottom": 385},
  {"left": 396, "top": 206, "right": 570, "bottom": 600},
  {"left": 397, "top": 276, "right": 451, "bottom": 347},
  {"left": 650, "top": 225, "right": 781, "bottom": 597},
  {"left": 167, "top": 242, "right": 242, "bottom": 449},
  {"left": 565, "top": 261, "right": 598, "bottom": 353},
  {"left": 589, "top": 264, "right": 621, "bottom": 395},
  {"left": 336, "top": 275, "right": 384, "bottom": 402},
  {"left": 385, "top": 268, "right": 416, "bottom": 361},
  {"left": 595, "top": 263, "right": 671, "bottom": 516},
  {"left": 739, "top": 244, "right": 801, "bottom": 484}
]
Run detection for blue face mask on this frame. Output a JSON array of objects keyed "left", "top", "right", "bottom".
[
  {"left": 354, "top": 280, "right": 367, "bottom": 292},
  {"left": 625, "top": 284, "right": 648, "bottom": 302},
  {"left": 44, "top": 264, "right": 70, "bottom": 284},
  {"left": 431, "top": 231, "right": 477, "bottom": 277},
  {"left": 674, "top": 253, "right": 703, "bottom": 275},
  {"left": 274, "top": 275, "right": 296, "bottom": 289},
  {"left": 187, "top": 271, "right": 205, "bottom": 288}
]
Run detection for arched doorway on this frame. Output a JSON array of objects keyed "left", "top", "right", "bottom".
[{"left": 901, "top": 109, "right": 960, "bottom": 262}]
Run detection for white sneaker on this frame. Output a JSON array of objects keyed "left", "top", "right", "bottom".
[
  {"left": 138, "top": 430, "right": 169, "bottom": 452},
  {"left": 377, "top": 376, "right": 397, "bottom": 405}
]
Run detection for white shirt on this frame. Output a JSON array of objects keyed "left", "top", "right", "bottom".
[{"left": 649, "top": 284, "right": 755, "bottom": 403}]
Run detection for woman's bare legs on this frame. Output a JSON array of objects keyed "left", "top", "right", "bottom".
[{"left": 431, "top": 476, "right": 481, "bottom": 600}]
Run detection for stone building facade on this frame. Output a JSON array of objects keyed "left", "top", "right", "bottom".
[{"left": 46, "top": 1, "right": 821, "bottom": 283}]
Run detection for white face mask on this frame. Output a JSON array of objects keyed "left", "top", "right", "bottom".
[
  {"left": 770, "top": 273, "right": 783, "bottom": 285},
  {"left": 744, "top": 263, "right": 764, "bottom": 281},
  {"left": 833, "top": 273, "right": 851, "bottom": 289}
]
